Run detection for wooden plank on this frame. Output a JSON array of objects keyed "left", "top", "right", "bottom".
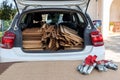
[
  {"left": 62, "top": 25, "right": 78, "bottom": 35},
  {"left": 22, "top": 24, "right": 83, "bottom": 51},
  {"left": 45, "top": 25, "right": 55, "bottom": 32},
  {"left": 56, "top": 40, "right": 59, "bottom": 48},
  {"left": 22, "top": 33, "right": 42, "bottom": 37},
  {"left": 64, "top": 33, "right": 83, "bottom": 43},
  {"left": 48, "top": 38, "right": 56, "bottom": 49},
  {"left": 60, "top": 25, "right": 65, "bottom": 33},
  {"left": 24, "top": 48, "right": 43, "bottom": 51},
  {"left": 23, "top": 40, "right": 41, "bottom": 44},
  {"left": 23, "top": 44, "right": 42, "bottom": 49},
  {"left": 60, "top": 25, "right": 83, "bottom": 42},
  {"left": 48, "top": 38, "right": 53, "bottom": 48},
  {"left": 23, "top": 37, "right": 41, "bottom": 40},
  {"left": 22, "top": 28, "right": 42, "bottom": 33},
  {"left": 48, "top": 38, "right": 58, "bottom": 51}
]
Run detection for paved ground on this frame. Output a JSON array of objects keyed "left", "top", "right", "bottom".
[
  {"left": 105, "top": 33, "right": 120, "bottom": 62},
  {"left": 0, "top": 61, "right": 120, "bottom": 80},
  {"left": 0, "top": 33, "right": 120, "bottom": 80}
]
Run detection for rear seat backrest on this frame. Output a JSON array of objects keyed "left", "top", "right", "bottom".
[
  {"left": 62, "top": 14, "right": 73, "bottom": 22},
  {"left": 32, "top": 13, "right": 43, "bottom": 27},
  {"left": 24, "top": 13, "right": 34, "bottom": 28},
  {"left": 59, "top": 13, "right": 76, "bottom": 30}
]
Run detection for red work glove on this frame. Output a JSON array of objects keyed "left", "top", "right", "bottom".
[{"left": 77, "top": 55, "right": 97, "bottom": 74}]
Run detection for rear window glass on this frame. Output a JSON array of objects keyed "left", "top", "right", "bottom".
[{"left": 20, "top": 11, "right": 85, "bottom": 25}]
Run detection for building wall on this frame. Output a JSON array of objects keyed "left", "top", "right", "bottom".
[
  {"left": 86, "top": 0, "right": 120, "bottom": 36},
  {"left": 87, "top": 0, "right": 97, "bottom": 20},
  {"left": 98, "top": 0, "right": 103, "bottom": 20},
  {"left": 110, "top": 0, "right": 120, "bottom": 22},
  {"left": 87, "top": 0, "right": 102, "bottom": 21}
]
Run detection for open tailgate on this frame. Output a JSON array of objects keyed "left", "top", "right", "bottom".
[{"left": 14, "top": 0, "right": 90, "bottom": 13}]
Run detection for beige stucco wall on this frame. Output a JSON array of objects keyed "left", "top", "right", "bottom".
[
  {"left": 86, "top": 0, "right": 120, "bottom": 37},
  {"left": 87, "top": 0, "right": 102, "bottom": 20},
  {"left": 110, "top": 0, "right": 120, "bottom": 22},
  {"left": 98, "top": 0, "right": 103, "bottom": 20},
  {"left": 87, "top": 0, "right": 97, "bottom": 20},
  {"left": 88, "top": 0, "right": 120, "bottom": 22}
]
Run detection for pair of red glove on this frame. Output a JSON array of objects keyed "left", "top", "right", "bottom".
[
  {"left": 77, "top": 55, "right": 118, "bottom": 75},
  {"left": 96, "top": 60, "right": 118, "bottom": 71},
  {"left": 77, "top": 55, "right": 97, "bottom": 74}
]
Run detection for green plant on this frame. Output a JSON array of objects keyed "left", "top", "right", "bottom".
[
  {"left": 0, "top": 32, "right": 2, "bottom": 42},
  {"left": 0, "top": 0, "right": 17, "bottom": 20}
]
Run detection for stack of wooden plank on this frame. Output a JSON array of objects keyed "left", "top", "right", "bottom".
[{"left": 22, "top": 24, "right": 83, "bottom": 51}]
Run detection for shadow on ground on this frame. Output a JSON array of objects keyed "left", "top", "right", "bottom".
[{"left": 0, "top": 62, "right": 19, "bottom": 75}]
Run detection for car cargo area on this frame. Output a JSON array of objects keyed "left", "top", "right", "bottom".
[{"left": 21, "top": 11, "right": 86, "bottom": 52}]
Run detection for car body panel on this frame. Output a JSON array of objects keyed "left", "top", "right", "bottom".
[
  {"left": 14, "top": 0, "right": 90, "bottom": 13},
  {"left": 0, "top": 46, "right": 105, "bottom": 63}
]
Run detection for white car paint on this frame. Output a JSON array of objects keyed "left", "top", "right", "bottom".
[
  {"left": 0, "top": 46, "right": 105, "bottom": 63},
  {"left": 15, "top": 0, "right": 89, "bottom": 13}
]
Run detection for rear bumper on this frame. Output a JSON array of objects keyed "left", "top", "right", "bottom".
[{"left": 0, "top": 46, "right": 105, "bottom": 63}]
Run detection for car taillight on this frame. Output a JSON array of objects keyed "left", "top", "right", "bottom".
[
  {"left": 90, "top": 31, "right": 104, "bottom": 46},
  {"left": 1, "top": 31, "right": 16, "bottom": 49}
]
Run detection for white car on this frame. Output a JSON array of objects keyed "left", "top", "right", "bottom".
[{"left": 0, "top": 0, "right": 105, "bottom": 63}]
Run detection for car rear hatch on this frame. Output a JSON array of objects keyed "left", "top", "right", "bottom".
[{"left": 14, "top": 0, "right": 90, "bottom": 13}]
